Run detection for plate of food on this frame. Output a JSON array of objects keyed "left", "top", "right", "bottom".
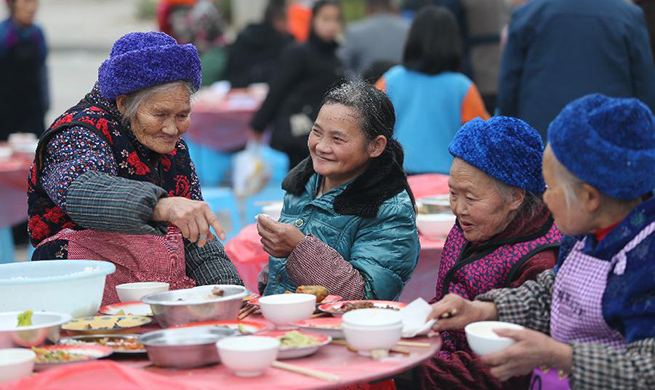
[
  {"left": 249, "top": 286, "right": 342, "bottom": 306},
  {"left": 32, "top": 345, "right": 113, "bottom": 370},
  {"left": 318, "top": 301, "right": 407, "bottom": 317},
  {"left": 59, "top": 334, "right": 146, "bottom": 354},
  {"left": 257, "top": 329, "right": 331, "bottom": 359},
  {"left": 62, "top": 315, "right": 152, "bottom": 335},
  {"left": 175, "top": 320, "right": 273, "bottom": 335},
  {"left": 292, "top": 317, "right": 344, "bottom": 339},
  {"left": 98, "top": 302, "right": 153, "bottom": 317}
]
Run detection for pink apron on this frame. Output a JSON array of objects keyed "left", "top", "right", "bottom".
[
  {"left": 38, "top": 226, "right": 196, "bottom": 305},
  {"left": 531, "top": 222, "right": 655, "bottom": 389}
]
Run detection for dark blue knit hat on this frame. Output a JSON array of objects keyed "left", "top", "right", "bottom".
[
  {"left": 98, "top": 32, "right": 202, "bottom": 101},
  {"left": 449, "top": 116, "right": 546, "bottom": 194},
  {"left": 548, "top": 94, "right": 655, "bottom": 200}
]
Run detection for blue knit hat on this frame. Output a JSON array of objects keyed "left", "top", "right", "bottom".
[
  {"left": 98, "top": 32, "right": 202, "bottom": 101},
  {"left": 449, "top": 116, "right": 546, "bottom": 194},
  {"left": 548, "top": 94, "right": 655, "bottom": 200}
]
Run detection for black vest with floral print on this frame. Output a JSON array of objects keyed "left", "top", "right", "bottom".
[{"left": 27, "top": 87, "right": 200, "bottom": 246}]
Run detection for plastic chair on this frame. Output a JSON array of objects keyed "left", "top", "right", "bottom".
[
  {"left": 186, "top": 139, "right": 233, "bottom": 187},
  {"left": 0, "top": 227, "right": 15, "bottom": 264},
  {"left": 201, "top": 187, "right": 242, "bottom": 242}
]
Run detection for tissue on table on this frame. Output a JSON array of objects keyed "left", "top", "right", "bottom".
[{"left": 400, "top": 298, "right": 436, "bottom": 338}]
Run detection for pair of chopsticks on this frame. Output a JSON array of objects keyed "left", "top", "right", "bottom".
[
  {"left": 331, "top": 339, "right": 430, "bottom": 353},
  {"left": 272, "top": 361, "right": 341, "bottom": 382},
  {"left": 238, "top": 304, "right": 258, "bottom": 320}
]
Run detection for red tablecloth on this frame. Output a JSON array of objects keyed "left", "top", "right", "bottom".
[
  {"left": 0, "top": 153, "right": 33, "bottom": 227},
  {"left": 226, "top": 174, "right": 450, "bottom": 302},
  {"left": 0, "top": 320, "right": 442, "bottom": 390},
  {"left": 186, "top": 89, "right": 263, "bottom": 152}
]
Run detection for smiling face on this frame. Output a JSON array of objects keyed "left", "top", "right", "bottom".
[
  {"left": 448, "top": 158, "right": 522, "bottom": 243},
  {"left": 308, "top": 103, "right": 384, "bottom": 190},
  {"left": 117, "top": 84, "right": 191, "bottom": 155}
]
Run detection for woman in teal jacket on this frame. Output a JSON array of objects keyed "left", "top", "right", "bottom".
[{"left": 256, "top": 81, "right": 420, "bottom": 301}]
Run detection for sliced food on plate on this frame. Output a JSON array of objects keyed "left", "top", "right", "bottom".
[
  {"left": 319, "top": 300, "right": 407, "bottom": 316},
  {"left": 257, "top": 329, "right": 331, "bottom": 359},
  {"left": 32, "top": 345, "right": 113, "bottom": 370}
]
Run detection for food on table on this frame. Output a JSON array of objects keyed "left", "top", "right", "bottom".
[
  {"left": 116, "top": 310, "right": 126, "bottom": 316},
  {"left": 329, "top": 302, "right": 401, "bottom": 313},
  {"left": 277, "top": 331, "right": 319, "bottom": 349},
  {"left": 31, "top": 347, "right": 93, "bottom": 363},
  {"left": 16, "top": 310, "right": 33, "bottom": 327},
  {"left": 307, "top": 321, "right": 342, "bottom": 330},
  {"left": 63, "top": 315, "right": 151, "bottom": 332},
  {"left": 237, "top": 323, "right": 250, "bottom": 335},
  {"left": 296, "top": 286, "right": 329, "bottom": 303},
  {"left": 60, "top": 337, "right": 145, "bottom": 352},
  {"left": 211, "top": 286, "right": 224, "bottom": 297}
]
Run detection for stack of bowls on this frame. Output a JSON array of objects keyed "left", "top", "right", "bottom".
[{"left": 342, "top": 309, "right": 403, "bottom": 356}]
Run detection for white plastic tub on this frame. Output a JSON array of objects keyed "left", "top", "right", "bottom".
[{"left": 0, "top": 260, "right": 116, "bottom": 318}]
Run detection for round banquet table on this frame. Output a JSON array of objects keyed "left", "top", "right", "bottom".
[
  {"left": 225, "top": 174, "right": 451, "bottom": 302},
  {"left": 0, "top": 316, "right": 442, "bottom": 390},
  {"left": 0, "top": 151, "right": 33, "bottom": 228}
]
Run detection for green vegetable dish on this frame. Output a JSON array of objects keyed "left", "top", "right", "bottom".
[{"left": 17, "top": 310, "right": 33, "bottom": 327}]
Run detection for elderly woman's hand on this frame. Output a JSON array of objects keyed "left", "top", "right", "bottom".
[
  {"left": 428, "top": 294, "right": 499, "bottom": 332},
  {"left": 256, "top": 215, "right": 305, "bottom": 258},
  {"left": 152, "top": 197, "right": 225, "bottom": 246},
  {"left": 480, "top": 328, "right": 573, "bottom": 382}
]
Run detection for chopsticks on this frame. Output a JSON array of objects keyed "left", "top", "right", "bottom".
[
  {"left": 272, "top": 361, "right": 341, "bottom": 382},
  {"left": 238, "top": 305, "right": 258, "bottom": 320},
  {"left": 396, "top": 341, "right": 430, "bottom": 348}
]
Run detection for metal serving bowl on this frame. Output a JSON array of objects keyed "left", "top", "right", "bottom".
[
  {"left": 141, "top": 285, "right": 247, "bottom": 328},
  {"left": 0, "top": 311, "right": 72, "bottom": 348},
  {"left": 138, "top": 326, "right": 238, "bottom": 368}
]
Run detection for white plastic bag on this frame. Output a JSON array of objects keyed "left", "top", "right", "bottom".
[{"left": 232, "top": 141, "right": 271, "bottom": 197}]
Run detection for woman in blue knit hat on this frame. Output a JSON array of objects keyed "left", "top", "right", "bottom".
[
  {"left": 414, "top": 116, "right": 561, "bottom": 390},
  {"left": 27, "top": 31, "right": 243, "bottom": 304},
  {"left": 428, "top": 94, "right": 655, "bottom": 389}
]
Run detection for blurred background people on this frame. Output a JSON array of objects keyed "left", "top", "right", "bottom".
[
  {"left": 377, "top": 6, "right": 488, "bottom": 175},
  {"left": 225, "top": 0, "right": 293, "bottom": 88},
  {"left": 249, "top": 0, "right": 344, "bottom": 169},
  {"left": 498, "top": 0, "right": 655, "bottom": 140},
  {"left": 339, "top": 0, "right": 409, "bottom": 79},
  {"left": 0, "top": 0, "right": 48, "bottom": 141}
]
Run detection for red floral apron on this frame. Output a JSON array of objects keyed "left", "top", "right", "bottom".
[
  {"left": 37, "top": 225, "right": 196, "bottom": 305},
  {"left": 530, "top": 222, "right": 655, "bottom": 389}
]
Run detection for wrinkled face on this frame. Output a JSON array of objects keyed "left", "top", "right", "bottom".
[
  {"left": 449, "top": 158, "right": 519, "bottom": 243},
  {"left": 542, "top": 145, "right": 590, "bottom": 235},
  {"left": 312, "top": 4, "right": 342, "bottom": 42},
  {"left": 123, "top": 84, "right": 191, "bottom": 155},
  {"left": 308, "top": 103, "right": 373, "bottom": 186},
  {"left": 12, "top": 0, "right": 38, "bottom": 26}
]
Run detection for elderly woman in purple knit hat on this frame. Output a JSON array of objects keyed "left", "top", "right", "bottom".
[
  {"left": 428, "top": 94, "right": 655, "bottom": 390},
  {"left": 414, "top": 116, "right": 562, "bottom": 390},
  {"left": 27, "top": 32, "right": 243, "bottom": 304}
]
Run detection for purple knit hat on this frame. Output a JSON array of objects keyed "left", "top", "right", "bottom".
[{"left": 98, "top": 32, "right": 201, "bottom": 101}]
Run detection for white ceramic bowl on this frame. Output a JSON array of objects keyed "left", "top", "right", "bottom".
[
  {"left": 0, "top": 311, "right": 72, "bottom": 348},
  {"left": 116, "top": 282, "right": 169, "bottom": 303},
  {"left": 217, "top": 336, "right": 280, "bottom": 377},
  {"left": 465, "top": 321, "right": 525, "bottom": 356},
  {"left": 417, "top": 213, "right": 457, "bottom": 240},
  {"left": 0, "top": 260, "right": 116, "bottom": 318},
  {"left": 342, "top": 322, "right": 403, "bottom": 356},
  {"left": 258, "top": 294, "right": 316, "bottom": 327},
  {"left": 0, "top": 348, "right": 35, "bottom": 383},
  {"left": 342, "top": 308, "right": 402, "bottom": 328},
  {"left": 261, "top": 202, "right": 283, "bottom": 221}
]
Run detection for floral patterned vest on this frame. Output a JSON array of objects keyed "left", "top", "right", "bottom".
[
  {"left": 27, "top": 88, "right": 200, "bottom": 246},
  {"left": 434, "top": 217, "right": 561, "bottom": 355}
]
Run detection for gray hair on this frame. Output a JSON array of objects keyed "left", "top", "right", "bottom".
[
  {"left": 119, "top": 81, "right": 195, "bottom": 127},
  {"left": 493, "top": 179, "right": 543, "bottom": 221}
]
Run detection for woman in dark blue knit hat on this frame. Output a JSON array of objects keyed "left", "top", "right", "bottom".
[
  {"left": 27, "top": 31, "right": 243, "bottom": 304},
  {"left": 429, "top": 94, "right": 655, "bottom": 390},
  {"left": 414, "top": 116, "right": 561, "bottom": 390}
]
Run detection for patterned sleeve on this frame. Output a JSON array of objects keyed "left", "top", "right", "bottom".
[
  {"left": 286, "top": 235, "right": 365, "bottom": 300},
  {"left": 476, "top": 269, "right": 555, "bottom": 333},
  {"left": 183, "top": 238, "right": 244, "bottom": 286},
  {"left": 569, "top": 339, "right": 655, "bottom": 390},
  {"left": 40, "top": 126, "right": 117, "bottom": 213}
]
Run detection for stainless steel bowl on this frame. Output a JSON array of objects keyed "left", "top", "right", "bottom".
[
  {"left": 138, "top": 326, "right": 238, "bottom": 368},
  {"left": 141, "top": 285, "right": 247, "bottom": 328},
  {"left": 0, "top": 311, "right": 72, "bottom": 348}
]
